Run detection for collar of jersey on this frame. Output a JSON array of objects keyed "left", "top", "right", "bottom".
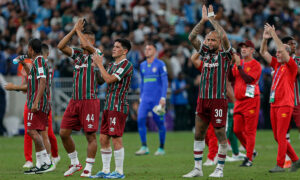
[
  {"left": 34, "top": 55, "right": 43, "bottom": 61},
  {"left": 114, "top": 59, "right": 127, "bottom": 65}
]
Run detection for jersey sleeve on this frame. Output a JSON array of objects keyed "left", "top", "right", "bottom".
[
  {"left": 140, "top": 63, "right": 144, "bottom": 95},
  {"left": 71, "top": 47, "right": 84, "bottom": 64},
  {"left": 223, "top": 46, "right": 233, "bottom": 61},
  {"left": 248, "top": 61, "right": 262, "bottom": 82},
  {"left": 286, "top": 56, "right": 298, "bottom": 75},
  {"left": 270, "top": 56, "right": 278, "bottom": 69},
  {"left": 159, "top": 62, "right": 168, "bottom": 98},
  {"left": 198, "top": 43, "right": 209, "bottom": 57},
  {"left": 35, "top": 57, "right": 47, "bottom": 79},
  {"left": 113, "top": 60, "right": 133, "bottom": 81}
]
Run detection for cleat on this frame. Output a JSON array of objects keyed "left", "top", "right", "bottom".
[
  {"left": 269, "top": 165, "right": 285, "bottom": 173},
  {"left": 283, "top": 160, "right": 292, "bottom": 168},
  {"left": 52, "top": 156, "right": 61, "bottom": 165},
  {"left": 64, "top": 164, "right": 83, "bottom": 176},
  {"left": 154, "top": 148, "right": 165, "bottom": 156},
  {"left": 36, "top": 163, "right": 55, "bottom": 174},
  {"left": 240, "top": 157, "right": 252, "bottom": 167},
  {"left": 290, "top": 159, "right": 300, "bottom": 172},
  {"left": 23, "top": 161, "right": 33, "bottom": 168},
  {"left": 203, "top": 158, "right": 216, "bottom": 166},
  {"left": 135, "top": 146, "right": 149, "bottom": 155},
  {"left": 24, "top": 167, "right": 39, "bottom": 174},
  {"left": 252, "top": 151, "right": 258, "bottom": 160},
  {"left": 104, "top": 171, "right": 125, "bottom": 179},
  {"left": 209, "top": 168, "right": 223, "bottom": 178},
  {"left": 90, "top": 171, "right": 110, "bottom": 178},
  {"left": 80, "top": 170, "right": 91, "bottom": 177},
  {"left": 182, "top": 168, "right": 203, "bottom": 178}
]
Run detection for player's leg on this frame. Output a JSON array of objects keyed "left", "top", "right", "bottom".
[
  {"left": 136, "top": 102, "right": 150, "bottom": 155},
  {"left": 60, "top": 100, "right": 82, "bottom": 176},
  {"left": 79, "top": 99, "right": 100, "bottom": 177},
  {"left": 104, "top": 111, "right": 127, "bottom": 179},
  {"left": 209, "top": 100, "right": 228, "bottom": 178},
  {"left": 91, "top": 110, "right": 111, "bottom": 178},
  {"left": 233, "top": 113, "right": 247, "bottom": 151},
  {"left": 152, "top": 112, "right": 166, "bottom": 155},
  {"left": 23, "top": 103, "right": 33, "bottom": 168},
  {"left": 47, "top": 110, "right": 60, "bottom": 164},
  {"left": 204, "top": 124, "right": 218, "bottom": 166},
  {"left": 24, "top": 111, "right": 53, "bottom": 174}
]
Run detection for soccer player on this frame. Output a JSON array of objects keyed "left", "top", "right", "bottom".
[
  {"left": 281, "top": 36, "right": 300, "bottom": 168},
  {"left": 5, "top": 44, "right": 60, "bottom": 168},
  {"left": 57, "top": 19, "right": 100, "bottom": 177},
  {"left": 91, "top": 39, "right": 133, "bottom": 179},
  {"left": 260, "top": 23, "right": 300, "bottom": 172},
  {"left": 135, "top": 43, "right": 168, "bottom": 156},
  {"left": 231, "top": 40, "right": 261, "bottom": 167},
  {"left": 183, "top": 5, "right": 233, "bottom": 178},
  {"left": 15, "top": 38, "right": 53, "bottom": 174}
]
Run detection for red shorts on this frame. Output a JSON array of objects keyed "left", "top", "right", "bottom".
[
  {"left": 100, "top": 110, "right": 128, "bottom": 137},
  {"left": 293, "top": 105, "right": 300, "bottom": 127},
  {"left": 196, "top": 99, "right": 228, "bottom": 128},
  {"left": 27, "top": 109, "right": 48, "bottom": 131},
  {"left": 61, "top": 99, "right": 100, "bottom": 132}
]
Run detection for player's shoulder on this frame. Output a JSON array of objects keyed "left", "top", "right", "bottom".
[{"left": 155, "top": 59, "right": 166, "bottom": 67}]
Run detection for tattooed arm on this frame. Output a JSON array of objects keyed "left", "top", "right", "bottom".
[
  {"left": 207, "top": 5, "right": 230, "bottom": 51},
  {"left": 188, "top": 5, "right": 208, "bottom": 51}
]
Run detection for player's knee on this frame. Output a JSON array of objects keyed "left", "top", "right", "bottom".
[
  {"left": 59, "top": 129, "right": 69, "bottom": 140},
  {"left": 86, "top": 132, "right": 97, "bottom": 143}
]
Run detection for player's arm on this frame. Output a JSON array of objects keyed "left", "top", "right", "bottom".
[
  {"left": 94, "top": 68, "right": 105, "bottom": 85},
  {"left": 259, "top": 28, "right": 272, "bottom": 64},
  {"left": 5, "top": 82, "right": 27, "bottom": 92},
  {"left": 226, "top": 78, "right": 235, "bottom": 103},
  {"left": 57, "top": 21, "right": 80, "bottom": 56},
  {"left": 76, "top": 19, "right": 96, "bottom": 54},
  {"left": 234, "top": 54, "right": 255, "bottom": 83},
  {"left": 92, "top": 53, "right": 119, "bottom": 84},
  {"left": 140, "top": 64, "right": 144, "bottom": 96},
  {"left": 190, "top": 53, "right": 202, "bottom": 69},
  {"left": 188, "top": 5, "right": 208, "bottom": 51},
  {"left": 159, "top": 63, "right": 168, "bottom": 107},
  {"left": 31, "top": 78, "right": 46, "bottom": 112},
  {"left": 266, "top": 23, "right": 290, "bottom": 63},
  {"left": 207, "top": 5, "right": 230, "bottom": 51}
]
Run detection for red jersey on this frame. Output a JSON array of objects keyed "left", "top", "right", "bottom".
[
  {"left": 232, "top": 59, "right": 261, "bottom": 100},
  {"left": 270, "top": 56, "right": 298, "bottom": 107}
]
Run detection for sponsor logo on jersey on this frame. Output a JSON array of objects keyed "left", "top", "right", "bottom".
[
  {"left": 88, "top": 124, "right": 93, "bottom": 128},
  {"left": 75, "top": 64, "right": 88, "bottom": 69},
  {"left": 216, "top": 119, "right": 222, "bottom": 124},
  {"left": 110, "top": 127, "right": 114, "bottom": 132},
  {"left": 152, "top": 67, "right": 157, "bottom": 73},
  {"left": 38, "top": 67, "right": 44, "bottom": 75},
  {"left": 204, "top": 62, "right": 219, "bottom": 68}
]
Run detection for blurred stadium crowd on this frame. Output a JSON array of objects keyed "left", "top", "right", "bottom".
[{"left": 1, "top": 0, "right": 300, "bottom": 133}]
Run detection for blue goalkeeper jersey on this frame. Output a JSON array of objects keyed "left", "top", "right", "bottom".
[{"left": 140, "top": 58, "right": 168, "bottom": 103}]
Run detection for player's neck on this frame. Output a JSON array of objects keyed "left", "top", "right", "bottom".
[
  {"left": 146, "top": 56, "right": 155, "bottom": 64},
  {"left": 244, "top": 56, "right": 252, "bottom": 62},
  {"left": 115, "top": 55, "right": 126, "bottom": 64},
  {"left": 31, "top": 54, "right": 41, "bottom": 60}
]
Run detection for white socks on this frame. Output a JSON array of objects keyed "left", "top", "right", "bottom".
[
  {"left": 114, "top": 148, "right": 124, "bottom": 174},
  {"left": 84, "top": 158, "right": 95, "bottom": 172},
  {"left": 101, "top": 148, "right": 112, "bottom": 173},
  {"left": 68, "top": 151, "right": 80, "bottom": 165},
  {"left": 216, "top": 143, "right": 227, "bottom": 170},
  {"left": 194, "top": 140, "right": 205, "bottom": 169},
  {"left": 36, "top": 149, "right": 51, "bottom": 168}
]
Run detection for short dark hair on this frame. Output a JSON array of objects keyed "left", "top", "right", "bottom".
[
  {"left": 115, "top": 38, "right": 131, "bottom": 52},
  {"left": 282, "top": 36, "right": 295, "bottom": 44},
  {"left": 146, "top": 42, "right": 157, "bottom": 49},
  {"left": 83, "top": 30, "right": 95, "bottom": 39},
  {"left": 41, "top": 43, "right": 49, "bottom": 55},
  {"left": 28, "top": 38, "right": 42, "bottom": 54}
]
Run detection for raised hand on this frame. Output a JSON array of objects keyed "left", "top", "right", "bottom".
[
  {"left": 208, "top": 5, "right": 215, "bottom": 19},
  {"left": 92, "top": 52, "right": 103, "bottom": 66},
  {"left": 234, "top": 53, "right": 241, "bottom": 66},
  {"left": 263, "top": 28, "right": 271, "bottom": 39},
  {"left": 75, "top": 18, "right": 85, "bottom": 32},
  {"left": 201, "top": 5, "right": 208, "bottom": 22}
]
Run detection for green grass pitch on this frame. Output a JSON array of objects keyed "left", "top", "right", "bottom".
[{"left": 0, "top": 130, "right": 300, "bottom": 180}]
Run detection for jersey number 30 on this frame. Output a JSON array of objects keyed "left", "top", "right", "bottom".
[{"left": 214, "top": 109, "right": 223, "bottom": 117}]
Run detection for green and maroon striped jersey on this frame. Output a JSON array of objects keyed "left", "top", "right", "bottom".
[
  {"left": 27, "top": 56, "right": 51, "bottom": 113},
  {"left": 198, "top": 44, "right": 233, "bottom": 99},
  {"left": 71, "top": 48, "right": 97, "bottom": 100},
  {"left": 294, "top": 56, "right": 300, "bottom": 106},
  {"left": 104, "top": 59, "right": 133, "bottom": 114}
]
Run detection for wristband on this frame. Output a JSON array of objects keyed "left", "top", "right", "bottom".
[{"left": 208, "top": 12, "right": 215, "bottom": 17}]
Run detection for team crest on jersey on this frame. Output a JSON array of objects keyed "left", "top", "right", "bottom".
[
  {"left": 152, "top": 67, "right": 157, "bottom": 73},
  {"left": 117, "top": 68, "right": 124, "bottom": 74},
  {"left": 216, "top": 119, "right": 222, "bottom": 124},
  {"left": 28, "top": 75, "right": 32, "bottom": 79},
  {"left": 246, "top": 67, "right": 251, "bottom": 72}
]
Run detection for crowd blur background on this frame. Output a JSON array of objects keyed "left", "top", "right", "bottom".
[{"left": 1, "top": 0, "right": 300, "bottom": 136}]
